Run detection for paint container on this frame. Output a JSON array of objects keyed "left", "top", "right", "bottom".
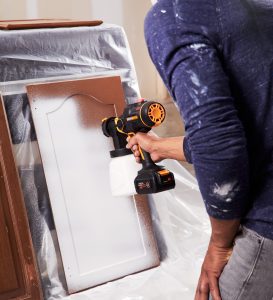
[{"left": 109, "top": 154, "right": 142, "bottom": 196}]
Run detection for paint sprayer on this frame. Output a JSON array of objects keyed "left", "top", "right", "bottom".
[{"left": 102, "top": 99, "right": 175, "bottom": 196}]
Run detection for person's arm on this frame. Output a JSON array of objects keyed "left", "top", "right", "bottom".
[
  {"left": 195, "top": 218, "right": 240, "bottom": 300},
  {"left": 144, "top": 1, "right": 250, "bottom": 299},
  {"left": 145, "top": 0, "right": 249, "bottom": 223}
]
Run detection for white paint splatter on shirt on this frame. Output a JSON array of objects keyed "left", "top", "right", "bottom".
[
  {"left": 212, "top": 181, "right": 240, "bottom": 202},
  {"left": 190, "top": 43, "right": 207, "bottom": 51},
  {"left": 210, "top": 204, "right": 218, "bottom": 209},
  {"left": 190, "top": 72, "right": 201, "bottom": 87},
  {"left": 200, "top": 86, "right": 208, "bottom": 95}
]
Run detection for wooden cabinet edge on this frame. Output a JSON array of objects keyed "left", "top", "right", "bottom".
[{"left": 0, "top": 96, "right": 43, "bottom": 300}]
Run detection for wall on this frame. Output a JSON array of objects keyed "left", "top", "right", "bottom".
[{"left": 0, "top": 0, "right": 167, "bottom": 100}]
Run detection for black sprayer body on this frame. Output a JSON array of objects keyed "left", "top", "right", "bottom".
[{"left": 102, "top": 99, "right": 175, "bottom": 195}]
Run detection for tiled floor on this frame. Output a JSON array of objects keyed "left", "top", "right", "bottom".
[{"left": 152, "top": 99, "right": 195, "bottom": 177}]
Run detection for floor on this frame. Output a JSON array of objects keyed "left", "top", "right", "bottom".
[{"left": 152, "top": 98, "right": 195, "bottom": 177}]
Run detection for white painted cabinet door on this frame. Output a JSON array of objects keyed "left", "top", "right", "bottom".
[{"left": 27, "top": 76, "right": 159, "bottom": 293}]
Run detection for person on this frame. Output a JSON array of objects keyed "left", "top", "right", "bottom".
[{"left": 126, "top": 1, "right": 273, "bottom": 299}]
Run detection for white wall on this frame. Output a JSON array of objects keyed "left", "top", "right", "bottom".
[
  {"left": 90, "top": 0, "right": 158, "bottom": 99},
  {"left": 0, "top": 0, "right": 167, "bottom": 100}
]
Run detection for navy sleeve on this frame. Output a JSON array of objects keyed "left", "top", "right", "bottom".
[
  {"left": 145, "top": 0, "right": 250, "bottom": 219},
  {"left": 183, "top": 136, "right": 192, "bottom": 163}
]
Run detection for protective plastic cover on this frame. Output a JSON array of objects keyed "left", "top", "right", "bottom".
[
  {"left": 0, "top": 24, "right": 209, "bottom": 299},
  {"left": 0, "top": 24, "right": 139, "bottom": 103}
]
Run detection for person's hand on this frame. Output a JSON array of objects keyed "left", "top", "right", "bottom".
[
  {"left": 126, "top": 132, "right": 163, "bottom": 163},
  {"left": 195, "top": 240, "right": 233, "bottom": 300},
  {"left": 126, "top": 133, "right": 186, "bottom": 163}
]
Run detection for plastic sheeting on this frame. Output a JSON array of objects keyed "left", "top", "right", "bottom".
[
  {"left": 0, "top": 23, "right": 210, "bottom": 300},
  {"left": 62, "top": 159, "right": 211, "bottom": 300},
  {"left": 3, "top": 91, "right": 68, "bottom": 299},
  {"left": 0, "top": 24, "right": 139, "bottom": 103}
]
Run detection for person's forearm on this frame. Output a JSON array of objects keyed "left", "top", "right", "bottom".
[
  {"left": 154, "top": 136, "right": 186, "bottom": 161},
  {"left": 209, "top": 217, "right": 241, "bottom": 248}
]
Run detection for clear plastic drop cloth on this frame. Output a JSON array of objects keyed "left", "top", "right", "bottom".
[
  {"left": 0, "top": 24, "right": 140, "bottom": 103},
  {"left": 62, "top": 159, "right": 211, "bottom": 300},
  {"left": 0, "top": 23, "right": 210, "bottom": 300}
]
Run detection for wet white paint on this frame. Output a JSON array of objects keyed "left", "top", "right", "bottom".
[{"left": 29, "top": 85, "right": 159, "bottom": 293}]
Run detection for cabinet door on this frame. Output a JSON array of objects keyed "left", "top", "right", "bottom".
[
  {"left": 0, "top": 97, "right": 42, "bottom": 300},
  {"left": 27, "top": 76, "right": 159, "bottom": 294}
]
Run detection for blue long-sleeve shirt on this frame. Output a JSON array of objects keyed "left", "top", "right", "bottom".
[{"left": 145, "top": 0, "right": 273, "bottom": 239}]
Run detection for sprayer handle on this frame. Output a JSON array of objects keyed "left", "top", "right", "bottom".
[{"left": 139, "top": 147, "right": 157, "bottom": 169}]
